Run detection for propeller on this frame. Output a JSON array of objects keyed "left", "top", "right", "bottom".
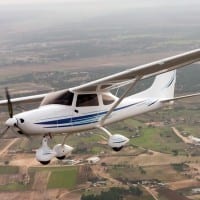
[
  {"left": 0, "top": 88, "right": 30, "bottom": 140},
  {"left": 0, "top": 88, "right": 22, "bottom": 138},
  {"left": 5, "top": 87, "right": 13, "bottom": 118}
]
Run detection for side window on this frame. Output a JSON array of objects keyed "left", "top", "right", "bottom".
[
  {"left": 76, "top": 94, "right": 99, "bottom": 107},
  {"left": 102, "top": 94, "right": 115, "bottom": 105}
]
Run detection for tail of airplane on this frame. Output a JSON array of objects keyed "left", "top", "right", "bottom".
[
  {"left": 130, "top": 69, "right": 200, "bottom": 102},
  {"left": 141, "top": 69, "right": 200, "bottom": 102},
  {"left": 148, "top": 70, "right": 176, "bottom": 99},
  {"left": 131, "top": 70, "right": 177, "bottom": 100}
]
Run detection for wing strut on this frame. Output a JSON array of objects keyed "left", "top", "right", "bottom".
[
  {"left": 98, "top": 126, "right": 112, "bottom": 137},
  {"left": 99, "top": 76, "right": 142, "bottom": 126}
]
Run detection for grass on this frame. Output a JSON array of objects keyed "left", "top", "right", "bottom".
[
  {"left": 28, "top": 166, "right": 78, "bottom": 189},
  {"left": 129, "top": 126, "right": 187, "bottom": 155},
  {"left": 91, "top": 146, "right": 104, "bottom": 154},
  {"left": 47, "top": 166, "right": 78, "bottom": 189},
  {"left": 179, "top": 126, "right": 200, "bottom": 138},
  {"left": 0, "top": 183, "right": 27, "bottom": 191},
  {"left": 0, "top": 166, "right": 19, "bottom": 174}
]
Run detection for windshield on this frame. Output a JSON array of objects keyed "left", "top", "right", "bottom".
[
  {"left": 102, "top": 94, "right": 115, "bottom": 105},
  {"left": 41, "top": 90, "right": 74, "bottom": 106}
]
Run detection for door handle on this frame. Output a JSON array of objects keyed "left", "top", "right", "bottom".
[{"left": 74, "top": 109, "right": 79, "bottom": 113}]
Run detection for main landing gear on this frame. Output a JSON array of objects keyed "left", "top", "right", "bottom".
[
  {"left": 36, "top": 134, "right": 73, "bottom": 165},
  {"left": 98, "top": 126, "right": 129, "bottom": 152}
]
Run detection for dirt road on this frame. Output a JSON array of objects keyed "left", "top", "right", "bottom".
[
  {"left": 168, "top": 179, "right": 200, "bottom": 190},
  {"left": 171, "top": 127, "right": 192, "bottom": 144},
  {"left": 92, "top": 165, "right": 122, "bottom": 186},
  {"left": 0, "top": 138, "right": 19, "bottom": 156},
  {"left": 142, "top": 186, "right": 159, "bottom": 200}
]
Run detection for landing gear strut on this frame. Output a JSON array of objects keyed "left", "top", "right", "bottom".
[
  {"left": 97, "top": 126, "right": 129, "bottom": 151},
  {"left": 36, "top": 134, "right": 55, "bottom": 165},
  {"left": 35, "top": 134, "right": 73, "bottom": 165}
]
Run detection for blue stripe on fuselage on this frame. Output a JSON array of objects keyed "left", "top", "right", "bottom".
[{"left": 35, "top": 100, "right": 146, "bottom": 128}]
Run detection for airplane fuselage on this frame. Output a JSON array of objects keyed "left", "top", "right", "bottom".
[
  {"left": 13, "top": 94, "right": 163, "bottom": 136},
  {"left": 8, "top": 70, "right": 177, "bottom": 136}
]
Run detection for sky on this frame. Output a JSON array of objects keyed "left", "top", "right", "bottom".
[
  {"left": 0, "top": 0, "right": 199, "bottom": 65},
  {"left": 0, "top": 0, "right": 199, "bottom": 7},
  {"left": 0, "top": 0, "right": 199, "bottom": 39},
  {"left": 0, "top": 0, "right": 199, "bottom": 24}
]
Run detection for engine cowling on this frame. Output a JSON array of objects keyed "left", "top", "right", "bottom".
[
  {"left": 53, "top": 144, "right": 73, "bottom": 160},
  {"left": 108, "top": 134, "right": 129, "bottom": 152}
]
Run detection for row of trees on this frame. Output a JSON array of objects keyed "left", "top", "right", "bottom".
[{"left": 81, "top": 187, "right": 142, "bottom": 200}]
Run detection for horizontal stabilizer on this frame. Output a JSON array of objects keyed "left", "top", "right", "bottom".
[{"left": 161, "top": 93, "right": 200, "bottom": 103}]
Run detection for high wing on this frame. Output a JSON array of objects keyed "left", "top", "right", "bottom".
[
  {"left": 0, "top": 93, "right": 47, "bottom": 106},
  {"left": 71, "top": 49, "right": 200, "bottom": 92},
  {"left": 0, "top": 49, "right": 199, "bottom": 106}
]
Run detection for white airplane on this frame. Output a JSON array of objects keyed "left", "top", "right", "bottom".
[{"left": 0, "top": 49, "right": 200, "bottom": 165}]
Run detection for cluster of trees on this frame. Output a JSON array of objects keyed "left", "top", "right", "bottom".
[
  {"left": 171, "top": 163, "right": 188, "bottom": 172},
  {"left": 81, "top": 187, "right": 142, "bottom": 200}
]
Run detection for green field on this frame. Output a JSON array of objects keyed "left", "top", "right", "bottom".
[
  {"left": 28, "top": 166, "right": 78, "bottom": 189},
  {"left": 0, "top": 166, "right": 19, "bottom": 174},
  {"left": 129, "top": 126, "right": 187, "bottom": 155},
  {"left": 0, "top": 183, "right": 27, "bottom": 191},
  {"left": 0, "top": 166, "right": 79, "bottom": 192},
  {"left": 47, "top": 166, "right": 78, "bottom": 189}
]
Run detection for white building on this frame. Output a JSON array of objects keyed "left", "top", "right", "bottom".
[{"left": 86, "top": 156, "right": 100, "bottom": 164}]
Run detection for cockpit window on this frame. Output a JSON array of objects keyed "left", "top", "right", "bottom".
[
  {"left": 41, "top": 90, "right": 74, "bottom": 106},
  {"left": 102, "top": 94, "right": 115, "bottom": 105},
  {"left": 76, "top": 94, "right": 99, "bottom": 107}
]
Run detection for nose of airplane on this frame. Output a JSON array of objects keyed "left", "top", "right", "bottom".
[{"left": 5, "top": 117, "right": 18, "bottom": 127}]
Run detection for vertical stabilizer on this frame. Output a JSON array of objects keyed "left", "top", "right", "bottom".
[{"left": 148, "top": 70, "right": 176, "bottom": 99}]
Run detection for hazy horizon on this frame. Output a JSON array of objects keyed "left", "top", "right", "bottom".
[
  {"left": 1, "top": 0, "right": 200, "bottom": 24},
  {"left": 0, "top": 0, "right": 199, "bottom": 67}
]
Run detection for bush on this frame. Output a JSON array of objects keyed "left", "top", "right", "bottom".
[{"left": 171, "top": 163, "right": 187, "bottom": 172}]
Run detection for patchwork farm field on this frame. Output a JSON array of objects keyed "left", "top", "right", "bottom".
[{"left": 47, "top": 167, "right": 78, "bottom": 189}]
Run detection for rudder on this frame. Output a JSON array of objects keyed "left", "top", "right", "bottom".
[{"left": 148, "top": 70, "right": 176, "bottom": 99}]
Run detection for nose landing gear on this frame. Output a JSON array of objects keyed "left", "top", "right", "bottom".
[{"left": 36, "top": 135, "right": 55, "bottom": 165}]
